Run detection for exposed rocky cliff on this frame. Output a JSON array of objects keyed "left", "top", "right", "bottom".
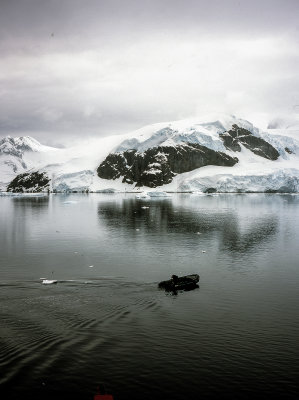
[
  {"left": 7, "top": 171, "right": 50, "bottom": 193},
  {"left": 219, "top": 125, "right": 280, "bottom": 160},
  {"left": 97, "top": 143, "right": 238, "bottom": 187}
]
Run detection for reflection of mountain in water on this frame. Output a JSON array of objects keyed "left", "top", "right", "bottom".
[
  {"left": 97, "top": 197, "right": 278, "bottom": 255},
  {"left": 12, "top": 196, "right": 50, "bottom": 220},
  {"left": 2, "top": 197, "right": 50, "bottom": 251},
  {"left": 221, "top": 218, "right": 278, "bottom": 253},
  {"left": 12, "top": 196, "right": 49, "bottom": 207}
]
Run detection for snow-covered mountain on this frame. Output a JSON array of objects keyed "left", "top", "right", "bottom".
[
  {"left": 0, "top": 133, "right": 124, "bottom": 191},
  {"left": 0, "top": 136, "right": 57, "bottom": 190},
  {"left": 1, "top": 114, "right": 299, "bottom": 193}
]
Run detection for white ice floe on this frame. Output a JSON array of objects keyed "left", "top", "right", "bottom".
[
  {"left": 41, "top": 279, "right": 58, "bottom": 285},
  {"left": 136, "top": 192, "right": 151, "bottom": 199},
  {"left": 146, "top": 191, "right": 172, "bottom": 198},
  {"left": 136, "top": 191, "right": 171, "bottom": 198}
]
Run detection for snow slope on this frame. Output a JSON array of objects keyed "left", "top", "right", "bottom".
[{"left": 1, "top": 114, "right": 299, "bottom": 192}]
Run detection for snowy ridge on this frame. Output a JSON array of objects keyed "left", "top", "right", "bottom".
[
  {"left": 114, "top": 113, "right": 260, "bottom": 154},
  {"left": 0, "top": 136, "right": 54, "bottom": 154}
]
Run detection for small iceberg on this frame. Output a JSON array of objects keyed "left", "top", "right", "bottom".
[
  {"left": 96, "top": 188, "right": 119, "bottom": 193},
  {"left": 40, "top": 271, "right": 57, "bottom": 284},
  {"left": 41, "top": 279, "right": 57, "bottom": 285},
  {"left": 136, "top": 191, "right": 150, "bottom": 199},
  {"left": 136, "top": 191, "right": 171, "bottom": 199},
  {"left": 191, "top": 191, "right": 205, "bottom": 196},
  {"left": 147, "top": 191, "right": 171, "bottom": 198}
]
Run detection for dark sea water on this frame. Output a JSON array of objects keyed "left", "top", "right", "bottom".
[{"left": 0, "top": 193, "right": 299, "bottom": 400}]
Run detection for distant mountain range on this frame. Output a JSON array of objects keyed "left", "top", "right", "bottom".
[{"left": 1, "top": 113, "right": 299, "bottom": 193}]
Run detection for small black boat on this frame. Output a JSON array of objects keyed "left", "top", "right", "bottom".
[{"left": 158, "top": 274, "right": 199, "bottom": 291}]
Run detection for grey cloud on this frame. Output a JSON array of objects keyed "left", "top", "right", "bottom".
[
  {"left": 0, "top": 0, "right": 299, "bottom": 145},
  {"left": 1, "top": 0, "right": 299, "bottom": 52}
]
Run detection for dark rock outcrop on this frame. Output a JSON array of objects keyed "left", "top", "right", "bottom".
[
  {"left": 97, "top": 143, "right": 238, "bottom": 187},
  {"left": 285, "top": 147, "right": 293, "bottom": 154},
  {"left": 204, "top": 187, "right": 217, "bottom": 193},
  {"left": 219, "top": 124, "right": 279, "bottom": 160},
  {"left": 7, "top": 171, "right": 50, "bottom": 192}
]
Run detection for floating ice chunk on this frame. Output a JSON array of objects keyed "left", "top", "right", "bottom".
[
  {"left": 136, "top": 191, "right": 171, "bottom": 198},
  {"left": 136, "top": 191, "right": 150, "bottom": 199},
  {"left": 147, "top": 191, "right": 171, "bottom": 198},
  {"left": 41, "top": 279, "right": 57, "bottom": 285},
  {"left": 96, "top": 188, "right": 119, "bottom": 193}
]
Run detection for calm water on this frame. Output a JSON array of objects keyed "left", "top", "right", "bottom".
[{"left": 0, "top": 193, "right": 299, "bottom": 399}]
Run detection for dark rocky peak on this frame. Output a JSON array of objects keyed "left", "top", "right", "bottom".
[
  {"left": 7, "top": 171, "right": 50, "bottom": 193},
  {"left": 228, "top": 124, "right": 252, "bottom": 138},
  {"left": 97, "top": 142, "right": 238, "bottom": 188},
  {"left": 285, "top": 147, "right": 293, "bottom": 154},
  {"left": 219, "top": 125, "right": 280, "bottom": 160}
]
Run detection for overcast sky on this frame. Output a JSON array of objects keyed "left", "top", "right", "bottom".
[{"left": 1, "top": 0, "right": 299, "bottom": 145}]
